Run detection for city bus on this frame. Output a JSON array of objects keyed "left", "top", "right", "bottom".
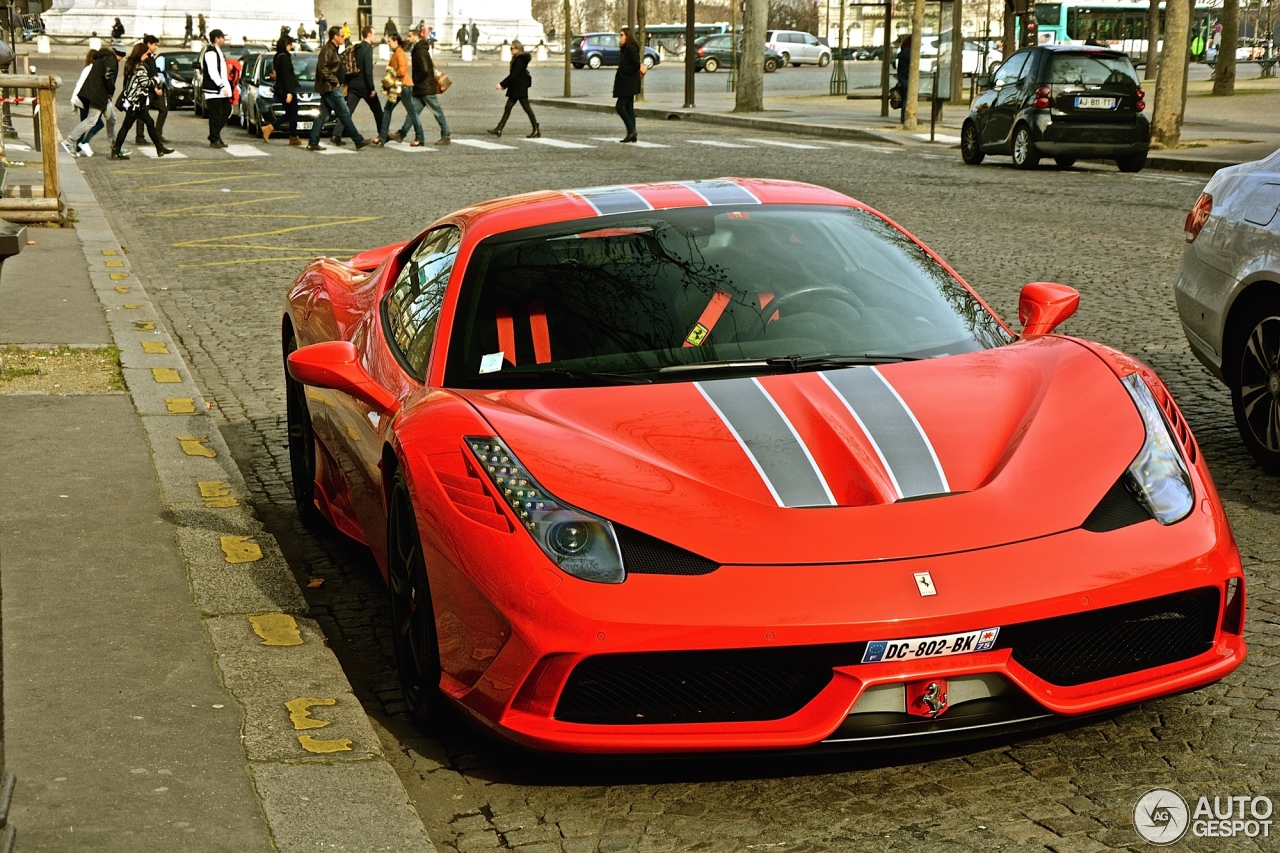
[
  {"left": 642, "top": 23, "right": 731, "bottom": 54},
  {"left": 1033, "top": 1, "right": 1215, "bottom": 60}
]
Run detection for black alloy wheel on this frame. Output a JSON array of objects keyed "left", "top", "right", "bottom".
[
  {"left": 285, "top": 332, "right": 324, "bottom": 526},
  {"left": 1011, "top": 125, "right": 1040, "bottom": 169},
  {"left": 961, "top": 122, "right": 985, "bottom": 164},
  {"left": 1230, "top": 299, "right": 1280, "bottom": 473},
  {"left": 388, "top": 468, "right": 447, "bottom": 726}
]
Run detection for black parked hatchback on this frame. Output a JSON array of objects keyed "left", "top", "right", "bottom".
[{"left": 961, "top": 45, "right": 1150, "bottom": 172}]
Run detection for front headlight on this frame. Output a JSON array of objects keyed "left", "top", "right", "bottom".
[
  {"left": 171, "top": 78, "right": 190, "bottom": 88},
  {"left": 1121, "top": 374, "right": 1194, "bottom": 525},
  {"left": 465, "top": 437, "right": 625, "bottom": 583}
]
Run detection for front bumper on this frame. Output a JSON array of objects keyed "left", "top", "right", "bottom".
[{"left": 429, "top": 496, "right": 1244, "bottom": 754}]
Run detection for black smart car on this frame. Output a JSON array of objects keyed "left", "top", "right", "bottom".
[
  {"left": 693, "top": 34, "right": 784, "bottom": 73},
  {"left": 961, "top": 44, "right": 1150, "bottom": 172}
]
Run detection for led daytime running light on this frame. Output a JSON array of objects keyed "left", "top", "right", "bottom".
[
  {"left": 464, "top": 437, "right": 625, "bottom": 583},
  {"left": 1120, "top": 374, "right": 1194, "bottom": 526}
]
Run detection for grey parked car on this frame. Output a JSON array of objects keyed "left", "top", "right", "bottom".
[{"left": 1175, "top": 148, "right": 1280, "bottom": 471}]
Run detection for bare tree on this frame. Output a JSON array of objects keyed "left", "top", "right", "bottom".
[
  {"left": 1143, "top": 0, "right": 1160, "bottom": 81},
  {"left": 903, "top": 0, "right": 926, "bottom": 129},
  {"left": 736, "top": 0, "right": 768, "bottom": 111},
  {"left": 1151, "top": 0, "right": 1192, "bottom": 146},
  {"left": 1213, "top": 0, "right": 1239, "bottom": 95}
]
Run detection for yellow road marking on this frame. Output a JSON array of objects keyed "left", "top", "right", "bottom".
[
  {"left": 104, "top": 260, "right": 124, "bottom": 268},
  {"left": 198, "top": 479, "right": 238, "bottom": 507},
  {"left": 220, "top": 535, "right": 262, "bottom": 564},
  {"left": 172, "top": 217, "right": 379, "bottom": 250},
  {"left": 112, "top": 274, "right": 129, "bottom": 281},
  {"left": 142, "top": 341, "right": 169, "bottom": 354},
  {"left": 114, "top": 285, "right": 130, "bottom": 293},
  {"left": 152, "top": 195, "right": 301, "bottom": 215},
  {"left": 166, "top": 397, "right": 195, "bottom": 413},
  {"left": 298, "top": 736, "right": 353, "bottom": 753},
  {"left": 178, "top": 435, "right": 216, "bottom": 457},
  {"left": 142, "top": 174, "right": 279, "bottom": 192},
  {"left": 152, "top": 367, "right": 181, "bottom": 383},
  {"left": 133, "top": 320, "right": 155, "bottom": 331},
  {"left": 249, "top": 613, "right": 304, "bottom": 646},
  {"left": 344, "top": 424, "right": 361, "bottom": 441},
  {"left": 285, "top": 697, "right": 335, "bottom": 730},
  {"left": 123, "top": 303, "right": 140, "bottom": 309},
  {"left": 101, "top": 249, "right": 118, "bottom": 255}
]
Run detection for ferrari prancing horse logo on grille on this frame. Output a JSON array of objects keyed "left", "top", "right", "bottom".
[{"left": 914, "top": 571, "right": 937, "bottom": 596}]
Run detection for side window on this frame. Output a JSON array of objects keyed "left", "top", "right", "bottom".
[
  {"left": 993, "top": 52, "right": 1027, "bottom": 86},
  {"left": 804, "top": 34, "right": 819, "bottom": 46},
  {"left": 602, "top": 34, "right": 619, "bottom": 48},
  {"left": 383, "top": 227, "right": 460, "bottom": 379}
]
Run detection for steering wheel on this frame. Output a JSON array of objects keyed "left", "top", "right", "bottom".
[{"left": 763, "top": 285, "right": 865, "bottom": 324}]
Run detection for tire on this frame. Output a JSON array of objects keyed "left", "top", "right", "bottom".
[
  {"left": 642, "top": 54, "right": 654, "bottom": 69},
  {"left": 572, "top": 62, "right": 584, "bottom": 69},
  {"left": 284, "top": 332, "right": 324, "bottom": 527},
  {"left": 388, "top": 467, "right": 447, "bottom": 727},
  {"left": 818, "top": 52, "right": 830, "bottom": 67},
  {"left": 1116, "top": 151, "right": 1147, "bottom": 173},
  {"left": 587, "top": 54, "right": 602, "bottom": 69},
  {"left": 1228, "top": 298, "right": 1280, "bottom": 473},
  {"left": 1011, "top": 125, "right": 1040, "bottom": 169},
  {"left": 961, "top": 121, "right": 985, "bottom": 165},
  {"left": 704, "top": 57, "right": 719, "bottom": 73},
  {"left": 1054, "top": 156, "right": 1076, "bottom": 169},
  {"left": 780, "top": 52, "right": 790, "bottom": 65},
  {"left": 763, "top": 57, "right": 778, "bottom": 73}
]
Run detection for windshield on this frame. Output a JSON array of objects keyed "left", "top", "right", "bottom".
[
  {"left": 291, "top": 54, "right": 318, "bottom": 82},
  {"left": 162, "top": 54, "right": 198, "bottom": 72},
  {"left": 444, "top": 205, "right": 1011, "bottom": 388}
]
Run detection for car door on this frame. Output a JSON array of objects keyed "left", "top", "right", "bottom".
[
  {"left": 598, "top": 33, "right": 619, "bottom": 65},
  {"left": 801, "top": 33, "right": 823, "bottom": 63},
  {"left": 981, "top": 50, "right": 1030, "bottom": 148}
]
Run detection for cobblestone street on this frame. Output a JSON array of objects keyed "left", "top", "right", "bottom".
[{"left": 67, "top": 63, "right": 1279, "bottom": 851}]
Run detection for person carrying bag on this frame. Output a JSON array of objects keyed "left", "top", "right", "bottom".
[{"left": 487, "top": 40, "right": 538, "bottom": 138}]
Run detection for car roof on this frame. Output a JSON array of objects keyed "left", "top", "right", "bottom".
[{"left": 1033, "top": 44, "right": 1129, "bottom": 57}]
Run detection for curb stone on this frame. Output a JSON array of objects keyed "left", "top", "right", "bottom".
[{"left": 58, "top": 153, "right": 437, "bottom": 853}]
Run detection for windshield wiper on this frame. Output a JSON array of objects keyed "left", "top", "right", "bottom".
[
  {"left": 497, "top": 367, "right": 653, "bottom": 385},
  {"left": 659, "top": 354, "right": 921, "bottom": 376}
]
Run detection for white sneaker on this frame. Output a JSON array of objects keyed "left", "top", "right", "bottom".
[{"left": 78, "top": 143, "right": 94, "bottom": 158}]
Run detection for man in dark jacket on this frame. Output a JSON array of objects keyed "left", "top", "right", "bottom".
[
  {"left": 62, "top": 43, "right": 122, "bottom": 155},
  {"left": 307, "top": 26, "right": 377, "bottom": 151},
  {"left": 331, "top": 25, "right": 383, "bottom": 145},
  {"left": 397, "top": 26, "right": 451, "bottom": 144}
]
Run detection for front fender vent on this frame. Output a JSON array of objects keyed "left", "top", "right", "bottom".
[
  {"left": 431, "top": 453, "right": 512, "bottom": 533},
  {"left": 615, "top": 525, "right": 719, "bottom": 575},
  {"left": 1153, "top": 384, "right": 1199, "bottom": 465},
  {"left": 1082, "top": 478, "right": 1151, "bottom": 533}
]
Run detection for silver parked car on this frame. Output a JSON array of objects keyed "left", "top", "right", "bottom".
[{"left": 1175, "top": 148, "right": 1280, "bottom": 471}]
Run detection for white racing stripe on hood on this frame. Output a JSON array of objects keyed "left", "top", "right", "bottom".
[{"left": 820, "top": 367, "right": 950, "bottom": 500}]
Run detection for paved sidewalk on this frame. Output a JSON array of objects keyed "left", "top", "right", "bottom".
[{"left": 0, "top": 151, "right": 435, "bottom": 851}]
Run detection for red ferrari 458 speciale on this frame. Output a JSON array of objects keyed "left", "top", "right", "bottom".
[{"left": 283, "top": 178, "right": 1245, "bottom": 754}]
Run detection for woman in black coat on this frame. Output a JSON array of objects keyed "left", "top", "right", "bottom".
[
  {"left": 613, "top": 27, "right": 642, "bottom": 143},
  {"left": 487, "top": 40, "right": 539, "bottom": 138},
  {"left": 272, "top": 36, "right": 303, "bottom": 145}
]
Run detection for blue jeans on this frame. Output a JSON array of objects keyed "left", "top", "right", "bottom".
[
  {"left": 310, "top": 89, "right": 363, "bottom": 147},
  {"left": 381, "top": 92, "right": 422, "bottom": 142},
  {"left": 400, "top": 93, "right": 449, "bottom": 140}
]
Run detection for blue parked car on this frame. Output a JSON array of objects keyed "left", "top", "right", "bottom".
[{"left": 571, "top": 32, "right": 661, "bottom": 69}]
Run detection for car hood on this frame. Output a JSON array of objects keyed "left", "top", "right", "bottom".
[{"left": 458, "top": 337, "right": 1145, "bottom": 565}]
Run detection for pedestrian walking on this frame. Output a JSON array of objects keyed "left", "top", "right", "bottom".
[
  {"left": 332, "top": 25, "right": 383, "bottom": 145},
  {"left": 136, "top": 36, "right": 170, "bottom": 146},
  {"left": 488, "top": 40, "right": 538, "bottom": 138},
  {"left": 317, "top": 13, "right": 328, "bottom": 41},
  {"left": 384, "top": 17, "right": 398, "bottom": 42},
  {"left": 111, "top": 17, "right": 124, "bottom": 40},
  {"left": 379, "top": 31, "right": 422, "bottom": 144},
  {"left": 456, "top": 23, "right": 467, "bottom": 46},
  {"left": 112, "top": 39, "right": 175, "bottom": 159},
  {"left": 63, "top": 42, "right": 124, "bottom": 157},
  {"left": 69, "top": 48, "right": 110, "bottom": 155},
  {"left": 201, "top": 29, "right": 232, "bottom": 147},
  {"left": 613, "top": 26, "right": 643, "bottom": 143},
  {"left": 308, "top": 26, "right": 377, "bottom": 151},
  {"left": 184, "top": 13, "right": 193, "bottom": 42},
  {"left": 895, "top": 35, "right": 911, "bottom": 125},
  {"left": 469, "top": 21, "right": 479, "bottom": 48},
  {"left": 197, "top": 13, "right": 206, "bottom": 39},
  {"left": 397, "top": 25, "right": 451, "bottom": 145},
  {"left": 270, "top": 35, "right": 302, "bottom": 144}
]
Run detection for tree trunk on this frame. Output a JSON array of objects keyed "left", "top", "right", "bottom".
[
  {"left": 1213, "top": 0, "right": 1239, "bottom": 95},
  {"left": 735, "top": 0, "right": 768, "bottom": 111},
  {"left": 1143, "top": 0, "right": 1160, "bottom": 82},
  {"left": 903, "top": 0, "right": 926, "bottom": 129},
  {"left": 1151, "top": 0, "right": 1191, "bottom": 147},
  {"left": 1003, "top": 0, "right": 1015, "bottom": 58}
]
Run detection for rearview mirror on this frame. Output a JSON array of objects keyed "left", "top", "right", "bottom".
[
  {"left": 288, "top": 340, "right": 401, "bottom": 415},
  {"left": 1018, "top": 282, "right": 1080, "bottom": 337},
  {"left": 976, "top": 73, "right": 993, "bottom": 89}
]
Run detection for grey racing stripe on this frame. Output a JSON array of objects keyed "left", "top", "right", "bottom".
[
  {"left": 696, "top": 378, "right": 836, "bottom": 508},
  {"left": 681, "top": 180, "right": 762, "bottom": 207},
  {"left": 571, "top": 186, "right": 655, "bottom": 216},
  {"left": 820, "top": 367, "right": 949, "bottom": 499}
]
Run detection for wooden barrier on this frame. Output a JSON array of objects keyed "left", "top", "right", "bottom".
[{"left": 0, "top": 74, "right": 62, "bottom": 224}]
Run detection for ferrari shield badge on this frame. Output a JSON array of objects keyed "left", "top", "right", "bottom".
[{"left": 913, "top": 571, "right": 937, "bottom": 596}]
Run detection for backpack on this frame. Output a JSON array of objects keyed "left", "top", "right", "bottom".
[{"left": 341, "top": 43, "right": 359, "bottom": 79}]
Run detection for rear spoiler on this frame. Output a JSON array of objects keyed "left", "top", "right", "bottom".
[{"left": 347, "top": 241, "right": 409, "bottom": 272}]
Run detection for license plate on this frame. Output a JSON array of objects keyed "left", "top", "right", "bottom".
[
  {"left": 296, "top": 121, "right": 313, "bottom": 130},
  {"left": 861, "top": 627, "right": 1000, "bottom": 663},
  {"left": 1075, "top": 96, "right": 1117, "bottom": 109}
]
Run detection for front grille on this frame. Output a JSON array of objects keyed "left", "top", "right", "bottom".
[
  {"left": 1082, "top": 478, "right": 1151, "bottom": 532},
  {"left": 616, "top": 525, "right": 719, "bottom": 576},
  {"left": 555, "top": 646, "right": 853, "bottom": 725},
  {"left": 1001, "top": 588, "right": 1219, "bottom": 686}
]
